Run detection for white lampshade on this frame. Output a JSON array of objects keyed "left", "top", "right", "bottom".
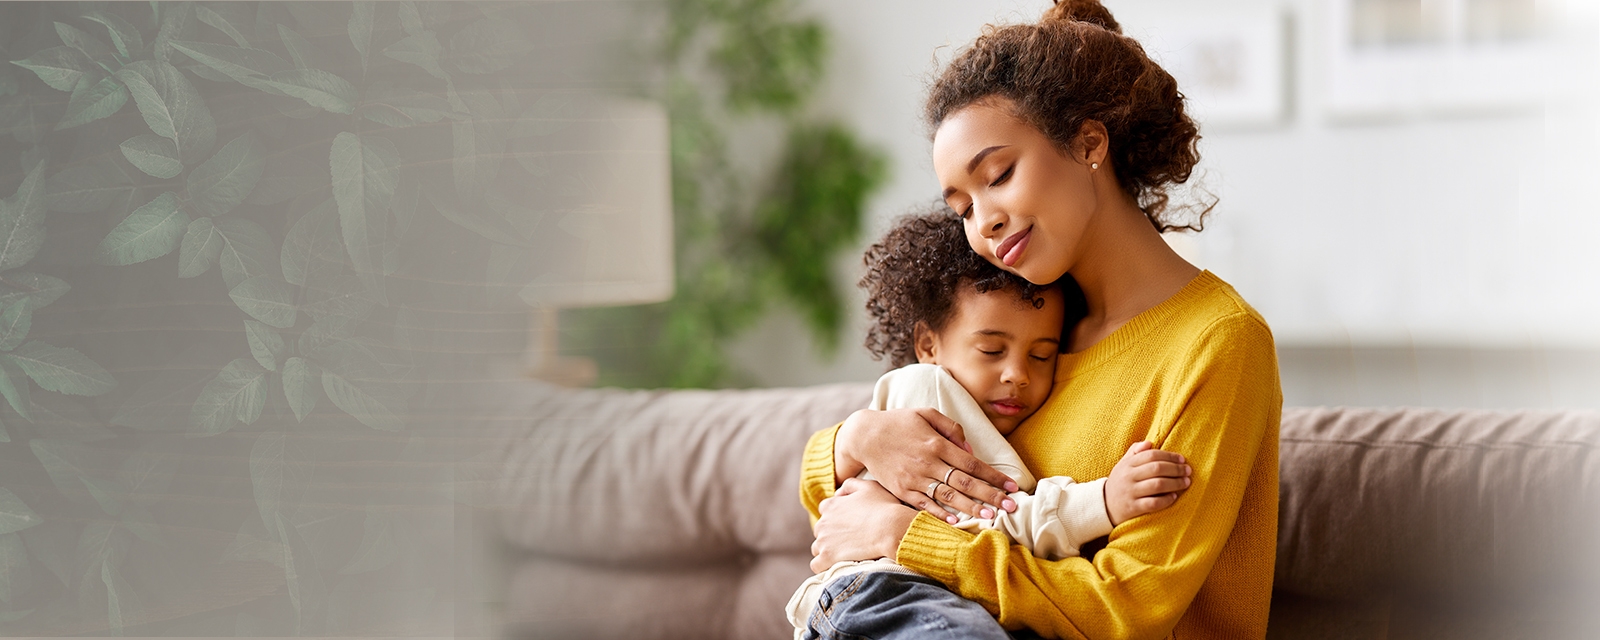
[{"left": 518, "top": 97, "right": 674, "bottom": 309}]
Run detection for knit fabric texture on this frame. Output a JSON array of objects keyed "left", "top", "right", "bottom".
[{"left": 800, "top": 270, "right": 1283, "bottom": 639}]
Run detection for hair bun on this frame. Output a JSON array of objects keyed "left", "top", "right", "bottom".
[{"left": 1042, "top": 0, "right": 1121, "bottom": 33}]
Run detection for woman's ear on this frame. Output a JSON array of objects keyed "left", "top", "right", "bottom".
[
  {"left": 1074, "top": 120, "right": 1110, "bottom": 168},
  {"left": 913, "top": 322, "right": 939, "bottom": 364}
]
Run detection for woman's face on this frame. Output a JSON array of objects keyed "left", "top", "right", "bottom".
[{"left": 933, "top": 99, "right": 1100, "bottom": 285}]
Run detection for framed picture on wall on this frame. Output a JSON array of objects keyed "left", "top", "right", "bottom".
[
  {"left": 1120, "top": 5, "right": 1291, "bottom": 129},
  {"left": 1319, "top": 0, "right": 1550, "bottom": 118}
]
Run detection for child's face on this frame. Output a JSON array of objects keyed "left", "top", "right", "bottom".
[{"left": 915, "top": 285, "right": 1064, "bottom": 435}]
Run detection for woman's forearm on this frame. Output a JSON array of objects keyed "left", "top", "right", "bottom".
[{"left": 832, "top": 411, "right": 867, "bottom": 485}]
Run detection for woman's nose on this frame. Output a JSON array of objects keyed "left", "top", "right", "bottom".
[{"left": 972, "top": 202, "right": 1007, "bottom": 238}]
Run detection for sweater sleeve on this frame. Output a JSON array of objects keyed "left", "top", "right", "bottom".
[
  {"left": 799, "top": 423, "right": 843, "bottom": 526},
  {"left": 895, "top": 316, "right": 1280, "bottom": 639},
  {"left": 965, "top": 477, "right": 1111, "bottom": 561}
]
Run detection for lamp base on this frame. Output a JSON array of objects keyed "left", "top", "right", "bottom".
[
  {"left": 525, "top": 307, "right": 598, "bottom": 387},
  {"left": 528, "top": 355, "right": 598, "bottom": 387}
]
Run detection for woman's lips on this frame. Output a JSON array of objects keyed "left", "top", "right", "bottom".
[
  {"left": 996, "top": 227, "right": 1032, "bottom": 267},
  {"left": 990, "top": 399, "right": 1026, "bottom": 416}
]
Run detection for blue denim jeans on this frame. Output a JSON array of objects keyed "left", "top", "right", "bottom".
[{"left": 800, "top": 571, "right": 1045, "bottom": 640}]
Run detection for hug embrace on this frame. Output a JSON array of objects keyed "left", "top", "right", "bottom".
[{"left": 794, "top": 1, "right": 1282, "bottom": 638}]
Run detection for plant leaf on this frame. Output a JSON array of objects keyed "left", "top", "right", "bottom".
[
  {"left": 263, "top": 68, "right": 356, "bottom": 115},
  {"left": 0, "top": 358, "right": 31, "bottom": 421},
  {"left": 177, "top": 216, "right": 222, "bottom": 278},
  {"left": 281, "top": 198, "right": 342, "bottom": 287},
  {"left": 228, "top": 275, "right": 296, "bottom": 328},
  {"left": 189, "top": 358, "right": 267, "bottom": 434},
  {"left": 102, "top": 559, "right": 123, "bottom": 634},
  {"left": 277, "top": 24, "right": 322, "bottom": 71},
  {"left": 0, "top": 533, "right": 28, "bottom": 604},
  {"left": 151, "top": 2, "right": 193, "bottom": 64},
  {"left": 348, "top": 2, "right": 374, "bottom": 70},
  {"left": 83, "top": 12, "right": 143, "bottom": 60},
  {"left": 56, "top": 74, "right": 127, "bottom": 131},
  {"left": 281, "top": 357, "right": 317, "bottom": 422},
  {"left": 448, "top": 19, "right": 534, "bottom": 75},
  {"left": 0, "top": 299, "right": 32, "bottom": 352},
  {"left": 55, "top": 22, "right": 115, "bottom": 62},
  {"left": 119, "top": 134, "right": 181, "bottom": 179},
  {"left": 214, "top": 217, "right": 278, "bottom": 289},
  {"left": 243, "top": 320, "right": 284, "bottom": 371},
  {"left": 453, "top": 89, "right": 504, "bottom": 197},
  {"left": 0, "top": 161, "right": 47, "bottom": 272},
  {"left": 114, "top": 60, "right": 216, "bottom": 158},
  {"left": 187, "top": 131, "right": 263, "bottom": 216},
  {"left": 339, "top": 508, "right": 395, "bottom": 574},
  {"left": 296, "top": 314, "right": 357, "bottom": 359},
  {"left": 330, "top": 132, "right": 396, "bottom": 302},
  {"left": 0, "top": 272, "right": 68, "bottom": 311},
  {"left": 426, "top": 190, "right": 529, "bottom": 246},
  {"left": 0, "top": 490, "right": 39, "bottom": 536},
  {"left": 249, "top": 431, "right": 283, "bottom": 533},
  {"left": 11, "top": 46, "right": 94, "bottom": 92},
  {"left": 93, "top": 191, "right": 188, "bottom": 266},
  {"left": 8, "top": 341, "right": 116, "bottom": 396},
  {"left": 319, "top": 341, "right": 404, "bottom": 431},
  {"left": 167, "top": 40, "right": 290, "bottom": 92},
  {"left": 399, "top": 1, "right": 424, "bottom": 36},
  {"left": 195, "top": 5, "right": 249, "bottom": 48},
  {"left": 382, "top": 31, "right": 447, "bottom": 80},
  {"left": 45, "top": 159, "right": 136, "bottom": 214}
]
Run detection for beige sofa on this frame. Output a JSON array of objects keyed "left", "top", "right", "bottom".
[{"left": 484, "top": 381, "right": 1600, "bottom": 639}]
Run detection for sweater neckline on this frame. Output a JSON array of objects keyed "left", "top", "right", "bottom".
[{"left": 1056, "top": 270, "right": 1222, "bottom": 379}]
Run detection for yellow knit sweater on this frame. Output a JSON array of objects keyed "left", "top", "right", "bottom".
[{"left": 801, "top": 271, "right": 1281, "bottom": 639}]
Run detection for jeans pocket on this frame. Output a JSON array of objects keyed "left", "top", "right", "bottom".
[{"left": 807, "top": 574, "right": 875, "bottom": 640}]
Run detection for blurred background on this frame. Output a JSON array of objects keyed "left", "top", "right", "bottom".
[{"left": 612, "top": 0, "right": 1600, "bottom": 411}]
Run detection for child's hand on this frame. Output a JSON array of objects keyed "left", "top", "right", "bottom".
[{"left": 1104, "top": 441, "right": 1191, "bottom": 526}]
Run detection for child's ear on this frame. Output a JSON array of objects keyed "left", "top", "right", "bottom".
[{"left": 913, "top": 322, "right": 939, "bottom": 364}]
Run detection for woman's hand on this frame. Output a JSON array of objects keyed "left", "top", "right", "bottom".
[
  {"left": 835, "top": 408, "right": 1019, "bottom": 523},
  {"left": 810, "top": 478, "right": 918, "bottom": 573}
]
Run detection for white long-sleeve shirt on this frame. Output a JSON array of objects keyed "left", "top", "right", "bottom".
[{"left": 787, "top": 364, "right": 1113, "bottom": 633}]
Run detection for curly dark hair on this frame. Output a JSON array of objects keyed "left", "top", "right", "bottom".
[
  {"left": 860, "top": 206, "right": 1083, "bottom": 368},
  {"left": 925, "top": 0, "right": 1212, "bottom": 232}
]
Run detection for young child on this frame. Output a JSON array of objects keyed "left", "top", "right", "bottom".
[{"left": 787, "top": 209, "right": 1192, "bottom": 635}]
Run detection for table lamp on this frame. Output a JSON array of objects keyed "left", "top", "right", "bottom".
[{"left": 517, "top": 97, "right": 674, "bottom": 386}]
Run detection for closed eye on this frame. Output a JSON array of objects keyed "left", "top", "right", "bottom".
[{"left": 989, "top": 166, "right": 1014, "bottom": 187}]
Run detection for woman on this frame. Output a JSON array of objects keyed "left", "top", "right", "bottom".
[{"left": 800, "top": 1, "right": 1281, "bottom": 638}]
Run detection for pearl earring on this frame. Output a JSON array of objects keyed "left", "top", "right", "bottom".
[{"left": 1091, "top": 162, "right": 1099, "bottom": 170}]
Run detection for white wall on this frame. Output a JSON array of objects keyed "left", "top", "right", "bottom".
[{"left": 728, "top": 0, "right": 1600, "bottom": 407}]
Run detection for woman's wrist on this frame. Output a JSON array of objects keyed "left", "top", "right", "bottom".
[
  {"left": 883, "top": 504, "right": 918, "bottom": 558},
  {"left": 833, "top": 410, "right": 870, "bottom": 485}
]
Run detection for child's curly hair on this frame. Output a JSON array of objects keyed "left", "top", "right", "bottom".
[{"left": 861, "top": 205, "right": 1080, "bottom": 368}]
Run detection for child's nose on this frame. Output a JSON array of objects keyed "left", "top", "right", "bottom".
[{"left": 1002, "top": 363, "right": 1028, "bottom": 387}]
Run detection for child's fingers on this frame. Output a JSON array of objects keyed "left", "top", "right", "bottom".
[
  {"left": 1128, "top": 461, "right": 1192, "bottom": 481},
  {"left": 1126, "top": 447, "right": 1187, "bottom": 466},
  {"left": 1132, "top": 476, "right": 1191, "bottom": 497},
  {"left": 1132, "top": 492, "right": 1181, "bottom": 514}
]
